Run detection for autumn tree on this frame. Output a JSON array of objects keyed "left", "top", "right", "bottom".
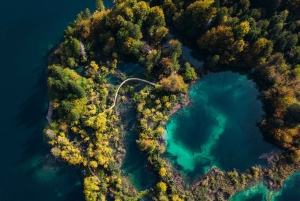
[
  {"left": 233, "top": 21, "right": 250, "bottom": 39},
  {"left": 156, "top": 182, "right": 167, "bottom": 195},
  {"left": 84, "top": 176, "right": 100, "bottom": 201},
  {"left": 159, "top": 74, "right": 187, "bottom": 92},
  {"left": 185, "top": 0, "right": 217, "bottom": 37},
  {"left": 147, "top": 6, "right": 166, "bottom": 27},
  {"left": 132, "top": 1, "right": 150, "bottom": 25},
  {"left": 198, "top": 25, "right": 234, "bottom": 63}
]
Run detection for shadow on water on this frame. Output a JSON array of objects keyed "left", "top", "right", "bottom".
[
  {"left": 120, "top": 103, "right": 158, "bottom": 191},
  {"left": 12, "top": 56, "right": 85, "bottom": 201}
]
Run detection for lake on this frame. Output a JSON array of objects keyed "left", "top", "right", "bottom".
[{"left": 164, "top": 71, "right": 275, "bottom": 183}]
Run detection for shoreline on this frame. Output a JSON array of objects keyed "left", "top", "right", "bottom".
[
  {"left": 46, "top": 101, "right": 53, "bottom": 124},
  {"left": 167, "top": 80, "right": 199, "bottom": 119}
]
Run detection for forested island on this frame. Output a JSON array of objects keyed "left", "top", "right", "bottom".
[{"left": 44, "top": 0, "right": 300, "bottom": 200}]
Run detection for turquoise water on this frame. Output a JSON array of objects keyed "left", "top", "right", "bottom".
[
  {"left": 230, "top": 172, "right": 300, "bottom": 201},
  {"left": 0, "top": 0, "right": 111, "bottom": 200},
  {"left": 164, "top": 72, "right": 275, "bottom": 182}
]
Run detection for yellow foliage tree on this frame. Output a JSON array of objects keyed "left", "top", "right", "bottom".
[
  {"left": 159, "top": 74, "right": 187, "bottom": 92},
  {"left": 156, "top": 181, "right": 167, "bottom": 195},
  {"left": 84, "top": 176, "right": 100, "bottom": 201},
  {"left": 159, "top": 167, "right": 167, "bottom": 177}
]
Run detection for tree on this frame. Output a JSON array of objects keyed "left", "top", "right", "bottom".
[
  {"left": 198, "top": 25, "right": 234, "bottom": 56},
  {"left": 147, "top": 6, "right": 166, "bottom": 27},
  {"left": 96, "top": 0, "right": 105, "bottom": 11},
  {"left": 68, "top": 81, "right": 86, "bottom": 98},
  {"left": 156, "top": 182, "right": 167, "bottom": 195},
  {"left": 286, "top": 34, "right": 298, "bottom": 50},
  {"left": 160, "top": 57, "right": 173, "bottom": 76},
  {"left": 185, "top": 0, "right": 217, "bottom": 37},
  {"left": 159, "top": 74, "right": 187, "bottom": 92},
  {"left": 125, "top": 22, "right": 142, "bottom": 40},
  {"left": 289, "top": 149, "right": 300, "bottom": 163},
  {"left": 84, "top": 8, "right": 92, "bottom": 19},
  {"left": 293, "top": 65, "right": 300, "bottom": 78},
  {"left": 159, "top": 167, "right": 167, "bottom": 177},
  {"left": 285, "top": 103, "right": 300, "bottom": 124},
  {"left": 84, "top": 176, "right": 100, "bottom": 201},
  {"left": 60, "top": 37, "right": 81, "bottom": 59},
  {"left": 205, "top": 55, "right": 220, "bottom": 70},
  {"left": 67, "top": 57, "right": 76, "bottom": 68},
  {"left": 250, "top": 38, "right": 273, "bottom": 59},
  {"left": 169, "top": 39, "right": 182, "bottom": 59},
  {"left": 163, "top": 0, "right": 177, "bottom": 20},
  {"left": 183, "top": 62, "right": 197, "bottom": 81},
  {"left": 133, "top": 1, "right": 150, "bottom": 24},
  {"left": 144, "top": 49, "right": 161, "bottom": 74},
  {"left": 122, "top": 37, "right": 143, "bottom": 57},
  {"left": 153, "top": 26, "right": 168, "bottom": 45},
  {"left": 233, "top": 21, "right": 250, "bottom": 38}
]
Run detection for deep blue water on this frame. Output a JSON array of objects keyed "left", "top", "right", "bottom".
[{"left": 0, "top": 0, "right": 111, "bottom": 200}]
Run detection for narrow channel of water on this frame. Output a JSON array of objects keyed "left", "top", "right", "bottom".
[
  {"left": 120, "top": 103, "right": 158, "bottom": 191},
  {"left": 164, "top": 71, "right": 275, "bottom": 183}
]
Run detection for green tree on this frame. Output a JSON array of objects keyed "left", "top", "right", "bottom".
[
  {"left": 133, "top": 1, "right": 150, "bottom": 24},
  {"left": 169, "top": 39, "right": 182, "bottom": 59},
  {"left": 147, "top": 6, "right": 166, "bottom": 27},
  {"left": 144, "top": 49, "right": 161, "bottom": 74},
  {"left": 183, "top": 62, "right": 197, "bottom": 81},
  {"left": 205, "top": 55, "right": 220, "bottom": 70},
  {"left": 185, "top": 0, "right": 217, "bottom": 37},
  {"left": 67, "top": 57, "right": 76, "bottom": 68},
  {"left": 125, "top": 22, "right": 142, "bottom": 40},
  {"left": 233, "top": 21, "right": 250, "bottom": 39},
  {"left": 60, "top": 37, "right": 81, "bottom": 59},
  {"left": 96, "top": 0, "right": 105, "bottom": 11}
]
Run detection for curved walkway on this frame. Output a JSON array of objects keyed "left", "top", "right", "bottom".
[
  {"left": 103, "top": 78, "right": 156, "bottom": 113},
  {"left": 87, "top": 156, "right": 101, "bottom": 183}
]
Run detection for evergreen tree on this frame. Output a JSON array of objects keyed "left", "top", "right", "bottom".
[{"left": 96, "top": 0, "right": 105, "bottom": 11}]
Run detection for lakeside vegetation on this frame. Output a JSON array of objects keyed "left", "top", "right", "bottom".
[{"left": 44, "top": 0, "right": 300, "bottom": 200}]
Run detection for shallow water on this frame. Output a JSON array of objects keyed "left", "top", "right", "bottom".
[
  {"left": 164, "top": 71, "right": 275, "bottom": 183},
  {"left": 230, "top": 172, "right": 300, "bottom": 201},
  {"left": 0, "top": 0, "right": 111, "bottom": 200}
]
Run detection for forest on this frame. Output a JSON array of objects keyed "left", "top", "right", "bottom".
[{"left": 44, "top": 0, "right": 300, "bottom": 200}]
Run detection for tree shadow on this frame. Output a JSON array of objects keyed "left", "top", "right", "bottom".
[{"left": 12, "top": 53, "right": 85, "bottom": 200}]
